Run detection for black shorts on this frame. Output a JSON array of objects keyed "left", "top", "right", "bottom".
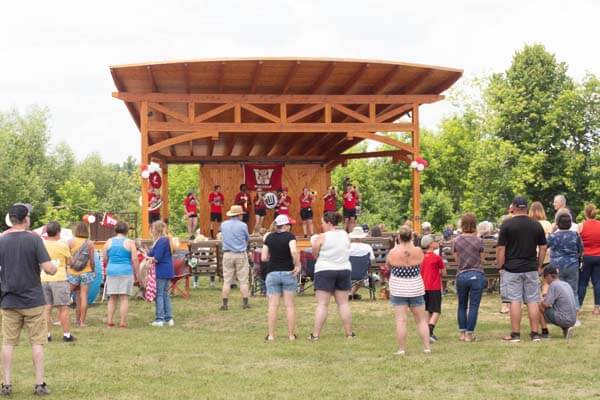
[
  {"left": 255, "top": 208, "right": 266, "bottom": 217},
  {"left": 424, "top": 290, "right": 442, "bottom": 314},
  {"left": 314, "top": 270, "right": 352, "bottom": 293},
  {"left": 187, "top": 213, "right": 198, "bottom": 219},
  {"left": 210, "top": 212, "right": 222, "bottom": 222},
  {"left": 300, "top": 207, "right": 313, "bottom": 221},
  {"left": 242, "top": 213, "right": 249, "bottom": 223},
  {"left": 343, "top": 208, "right": 356, "bottom": 219},
  {"left": 149, "top": 213, "right": 161, "bottom": 224}
]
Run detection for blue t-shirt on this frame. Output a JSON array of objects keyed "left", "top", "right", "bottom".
[
  {"left": 548, "top": 230, "right": 583, "bottom": 269},
  {"left": 107, "top": 237, "right": 133, "bottom": 276},
  {"left": 147, "top": 236, "right": 174, "bottom": 279}
]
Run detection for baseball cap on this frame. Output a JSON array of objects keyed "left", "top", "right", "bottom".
[
  {"left": 512, "top": 196, "right": 528, "bottom": 210},
  {"left": 274, "top": 215, "right": 295, "bottom": 226},
  {"left": 420, "top": 234, "right": 435, "bottom": 249},
  {"left": 8, "top": 203, "right": 32, "bottom": 222}
]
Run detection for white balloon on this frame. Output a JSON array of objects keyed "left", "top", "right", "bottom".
[
  {"left": 141, "top": 170, "right": 150, "bottom": 179},
  {"left": 88, "top": 215, "right": 96, "bottom": 224},
  {"left": 409, "top": 161, "right": 418, "bottom": 169},
  {"left": 5, "top": 213, "right": 12, "bottom": 227},
  {"left": 417, "top": 163, "right": 425, "bottom": 171},
  {"left": 148, "top": 161, "right": 161, "bottom": 173}
]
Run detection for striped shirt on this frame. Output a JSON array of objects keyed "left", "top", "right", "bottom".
[{"left": 389, "top": 265, "right": 425, "bottom": 297}]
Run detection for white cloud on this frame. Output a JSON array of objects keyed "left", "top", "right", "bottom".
[{"left": 1, "top": 0, "right": 598, "bottom": 162}]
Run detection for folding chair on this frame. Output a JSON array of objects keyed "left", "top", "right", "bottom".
[
  {"left": 170, "top": 250, "right": 192, "bottom": 299},
  {"left": 250, "top": 248, "right": 266, "bottom": 296},
  {"left": 350, "top": 254, "right": 375, "bottom": 300},
  {"left": 299, "top": 249, "right": 316, "bottom": 294}
]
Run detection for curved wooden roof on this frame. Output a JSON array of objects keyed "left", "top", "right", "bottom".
[{"left": 110, "top": 58, "right": 462, "bottom": 161}]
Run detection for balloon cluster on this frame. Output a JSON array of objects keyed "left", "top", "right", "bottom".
[
  {"left": 140, "top": 162, "right": 163, "bottom": 189},
  {"left": 409, "top": 157, "right": 429, "bottom": 172},
  {"left": 82, "top": 214, "right": 96, "bottom": 224}
]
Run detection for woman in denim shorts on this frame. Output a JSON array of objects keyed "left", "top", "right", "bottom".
[
  {"left": 261, "top": 215, "right": 300, "bottom": 341},
  {"left": 67, "top": 222, "right": 96, "bottom": 327},
  {"left": 388, "top": 226, "right": 430, "bottom": 355}
]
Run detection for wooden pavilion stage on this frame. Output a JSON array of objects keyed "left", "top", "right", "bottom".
[{"left": 110, "top": 58, "right": 462, "bottom": 238}]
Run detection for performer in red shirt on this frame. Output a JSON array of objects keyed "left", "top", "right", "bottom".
[
  {"left": 323, "top": 186, "right": 337, "bottom": 215},
  {"left": 183, "top": 191, "right": 198, "bottom": 239},
  {"left": 299, "top": 187, "right": 314, "bottom": 238},
  {"left": 342, "top": 183, "right": 360, "bottom": 233},
  {"left": 148, "top": 189, "right": 162, "bottom": 224},
  {"left": 208, "top": 185, "right": 224, "bottom": 238},
  {"left": 276, "top": 187, "right": 291, "bottom": 217},
  {"left": 253, "top": 188, "right": 267, "bottom": 234},
  {"left": 234, "top": 184, "right": 250, "bottom": 224}
]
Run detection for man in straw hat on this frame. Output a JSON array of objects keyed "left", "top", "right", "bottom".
[{"left": 219, "top": 205, "right": 251, "bottom": 310}]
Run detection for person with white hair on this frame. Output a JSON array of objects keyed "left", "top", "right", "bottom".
[{"left": 553, "top": 195, "right": 578, "bottom": 232}]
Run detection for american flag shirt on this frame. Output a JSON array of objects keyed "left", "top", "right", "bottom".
[{"left": 389, "top": 265, "right": 425, "bottom": 297}]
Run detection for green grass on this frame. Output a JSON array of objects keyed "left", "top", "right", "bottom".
[{"left": 5, "top": 284, "right": 600, "bottom": 400}]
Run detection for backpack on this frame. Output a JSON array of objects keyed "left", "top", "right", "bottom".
[{"left": 70, "top": 240, "right": 91, "bottom": 272}]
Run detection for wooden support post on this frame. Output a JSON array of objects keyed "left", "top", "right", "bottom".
[
  {"left": 161, "top": 161, "right": 169, "bottom": 223},
  {"left": 141, "top": 101, "right": 150, "bottom": 239},
  {"left": 411, "top": 103, "right": 421, "bottom": 234}
]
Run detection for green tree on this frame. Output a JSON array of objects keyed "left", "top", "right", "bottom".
[{"left": 168, "top": 164, "right": 199, "bottom": 236}]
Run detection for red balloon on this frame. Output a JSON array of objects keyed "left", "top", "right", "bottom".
[
  {"left": 82, "top": 214, "right": 89, "bottom": 223},
  {"left": 421, "top": 159, "right": 429, "bottom": 168},
  {"left": 149, "top": 172, "right": 162, "bottom": 189}
]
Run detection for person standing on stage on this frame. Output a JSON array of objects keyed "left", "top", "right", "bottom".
[
  {"left": 254, "top": 188, "right": 267, "bottom": 234},
  {"left": 300, "top": 187, "right": 315, "bottom": 238},
  {"left": 183, "top": 191, "right": 198, "bottom": 240},
  {"left": 234, "top": 184, "right": 251, "bottom": 224},
  {"left": 277, "top": 188, "right": 292, "bottom": 217},
  {"left": 342, "top": 183, "right": 360, "bottom": 233},
  {"left": 148, "top": 189, "right": 162, "bottom": 224},
  {"left": 323, "top": 186, "right": 338, "bottom": 215},
  {"left": 208, "top": 185, "right": 224, "bottom": 239}
]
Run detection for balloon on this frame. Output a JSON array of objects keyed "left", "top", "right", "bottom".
[
  {"left": 82, "top": 215, "right": 89, "bottom": 223},
  {"left": 88, "top": 215, "right": 96, "bottom": 224},
  {"left": 421, "top": 159, "right": 429, "bottom": 167},
  {"left": 416, "top": 163, "right": 425, "bottom": 171},
  {"left": 148, "top": 161, "right": 161, "bottom": 173},
  {"left": 5, "top": 214, "right": 12, "bottom": 227},
  {"left": 141, "top": 170, "right": 150, "bottom": 179},
  {"left": 140, "top": 163, "right": 148, "bottom": 172},
  {"left": 149, "top": 172, "right": 162, "bottom": 189},
  {"left": 409, "top": 160, "right": 418, "bottom": 169}
]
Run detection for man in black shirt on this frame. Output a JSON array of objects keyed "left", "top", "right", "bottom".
[
  {"left": 0, "top": 204, "right": 57, "bottom": 396},
  {"left": 496, "top": 197, "right": 547, "bottom": 343}
]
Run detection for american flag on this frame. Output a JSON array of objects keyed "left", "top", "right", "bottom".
[{"left": 389, "top": 265, "right": 425, "bottom": 297}]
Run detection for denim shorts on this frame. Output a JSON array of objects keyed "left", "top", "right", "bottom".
[
  {"left": 67, "top": 272, "right": 96, "bottom": 286},
  {"left": 266, "top": 271, "right": 298, "bottom": 295},
  {"left": 390, "top": 295, "right": 425, "bottom": 308}
]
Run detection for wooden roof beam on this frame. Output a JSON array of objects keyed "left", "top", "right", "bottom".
[
  {"left": 162, "top": 155, "right": 325, "bottom": 164},
  {"left": 311, "top": 61, "right": 336, "bottom": 94},
  {"left": 110, "top": 68, "right": 140, "bottom": 129},
  {"left": 343, "top": 65, "right": 400, "bottom": 122},
  {"left": 281, "top": 61, "right": 301, "bottom": 94},
  {"left": 249, "top": 61, "right": 263, "bottom": 93},
  {"left": 217, "top": 62, "right": 226, "bottom": 92},
  {"left": 341, "top": 63, "right": 369, "bottom": 94},
  {"left": 145, "top": 66, "right": 173, "bottom": 154},
  {"left": 183, "top": 63, "right": 191, "bottom": 94},
  {"left": 148, "top": 121, "right": 414, "bottom": 133},
  {"left": 374, "top": 70, "right": 434, "bottom": 119}
]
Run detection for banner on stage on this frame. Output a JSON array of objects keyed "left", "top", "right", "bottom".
[{"left": 243, "top": 164, "right": 283, "bottom": 190}]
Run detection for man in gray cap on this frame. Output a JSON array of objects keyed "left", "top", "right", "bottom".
[{"left": 0, "top": 203, "right": 57, "bottom": 396}]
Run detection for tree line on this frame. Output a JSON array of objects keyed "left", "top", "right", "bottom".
[{"left": 1, "top": 44, "right": 598, "bottom": 236}]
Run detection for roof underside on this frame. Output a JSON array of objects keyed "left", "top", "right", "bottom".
[{"left": 110, "top": 58, "right": 462, "bottom": 161}]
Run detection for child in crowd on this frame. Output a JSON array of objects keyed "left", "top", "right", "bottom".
[
  {"left": 420, "top": 234, "right": 446, "bottom": 342},
  {"left": 539, "top": 265, "right": 577, "bottom": 339}
]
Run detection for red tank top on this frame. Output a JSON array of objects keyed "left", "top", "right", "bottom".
[
  {"left": 581, "top": 219, "right": 600, "bottom": 256},
  {"left": 343, "top": 191, "right": 357, "bottom": 209}
]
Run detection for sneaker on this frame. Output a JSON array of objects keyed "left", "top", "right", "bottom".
[
  {"left": 242, "top": 303, "right": 250, "bottom": 310},
  {"left": 423, "top": 349, "right": 432, "bottom": 354},
  {"left": 530, "top": 333, "right": 542, "bottom": 342},
  {"left": 166, "top": 319, "right": 175, "bottom": 327},
  {"left": 33, "top": 382, "right": 50, "bottom": 396},
  {"left": 307, "top": 333, "right": 319, "bottom": 342},
  {"left": 502, "top": 333, "right": 521, "bottom": 343},
  {"left": 47, "top": 335, "right": 52, "bottom": 342},
  {"left": 574, "top": 319, "right": 582, "bottom": 327},
  {"left": 541, "top": 331, "right": 551, "bottom": 339},
  {"left": 563, "top": 326, "right": 574, "bottom": 340},
  {"left": 150, "top": 320, "right": 165, "bottom": 327},
  {"left": 219, "top": 305, "right": 228, "bottom": 311},
  {"left": 393, "top": 350, "right": 405, "bottom": 356},
  {"left": 1, "top": 384, "right": 12, "bottom": 396},
  {"left": 429, "top": 335, "right": 438, "bottom": 343},
  {"left": 347, "top": 332, "right": 356, "bottom": 339},
  {"left": 62, "top": 334, "right": 76, "bottom": 342}
]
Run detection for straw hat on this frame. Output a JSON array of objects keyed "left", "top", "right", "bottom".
[
  {"left": 349, "top": 226, "right": 368, "bottom": 238},
  {"left": 226, "top": 205, "right": 246, "bottom": 217}
]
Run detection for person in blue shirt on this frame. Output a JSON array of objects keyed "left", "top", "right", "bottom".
[
  {"left": 219, "top": 205, "right": 250, "bottom": 310},
  {"left": 147, "top": 221, "right": 175, "bottom": 327},
  {"left": 548, "top": 213, "right": 583, "bottom": 312}
]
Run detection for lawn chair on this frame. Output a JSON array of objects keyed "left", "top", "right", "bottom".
[
  {"left": 250, "top": 248, "right": 266, "bottom": 296},
  {"left": 299, "top": 249, "right": 316, "bottom": 294},
  {"left": 350, "top": 254, "right": 376, "bottom": 300},
  {"left": 169, "top": 250, "right": 192, "bottom": 299}
]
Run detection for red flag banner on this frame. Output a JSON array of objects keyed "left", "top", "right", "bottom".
[{"left": 243, "top": 164, "right": 283, "bottom": 191}]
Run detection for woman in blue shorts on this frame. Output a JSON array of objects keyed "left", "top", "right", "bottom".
[
  {"left": 261, "top": 215, "right": 300, "bottom": 341},
  {"left": 388, "top": 226, "right": 431, "bottom": 355}
]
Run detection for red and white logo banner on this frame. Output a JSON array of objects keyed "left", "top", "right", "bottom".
[{"left": 243, "top": 164, "right": 283, "bottom": 191}]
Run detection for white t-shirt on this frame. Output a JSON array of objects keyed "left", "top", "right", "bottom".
[
  {"left": 315, "top": 230, "right": 351, "bottom": 273},
  {"left": 349, "top": 242, "right": 374, "bottom": 259}
]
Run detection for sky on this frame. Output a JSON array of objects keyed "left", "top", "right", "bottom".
[{"left": 1, "top": 0, "right": 598, "bottom": 163}]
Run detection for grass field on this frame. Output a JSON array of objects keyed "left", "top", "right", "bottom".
[{"left": 4, "top": 284, "right": 600, "bottom": 400}]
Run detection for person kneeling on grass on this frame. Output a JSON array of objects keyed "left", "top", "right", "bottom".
[
  {"left": 42, "top": 221, "right": 76, "bottom": 342},
  {"left": 539, "top": 265, "right": 577, "bottom": 339},
  {"left": 419, "top": 234, "right": 446, "bottom": 342},
  {"left": 147, "top": 221, "right": 175, "bottom": 327},
  {"left": 261, "top": 215, "right": 301, "bottom": 341}
]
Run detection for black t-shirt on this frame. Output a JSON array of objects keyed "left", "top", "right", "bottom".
[
  {"left": 264, "top": 231, "right": 295, "bottom": 272},
  {"left": 0, "top": 231, "right": 51, "bottom": 309},
  {"left": 498, "top": 215, "right": 547, "bottom": 273}
]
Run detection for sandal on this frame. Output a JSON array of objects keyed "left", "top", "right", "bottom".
[
  {"left": 264, "top": 335, "right": 275, "bottom": 342},
  {"left": 288, "top": 334, "right": 297, "bottom": 341},
  {"left": 119, "top": 323, "right": 127, "bottom": 329},
  {"left": 465, "top": 334, "right": 477, "bottom": 342},
  {"left": 393, "top": 350, "right": 405, "bottom": 356},
  {"left": 307, "top": 333, "right": 319, "bottom": 342},
  {"left": 106, "top": 323, "right": 115, "bottom": 328}
]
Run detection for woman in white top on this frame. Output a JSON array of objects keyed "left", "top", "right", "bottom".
[
  {"left": 309, "top": 212, "right": 354, "bottom": 341},
  {"left": 387, "top": 226, "right": 430, "bottom": 355}
]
